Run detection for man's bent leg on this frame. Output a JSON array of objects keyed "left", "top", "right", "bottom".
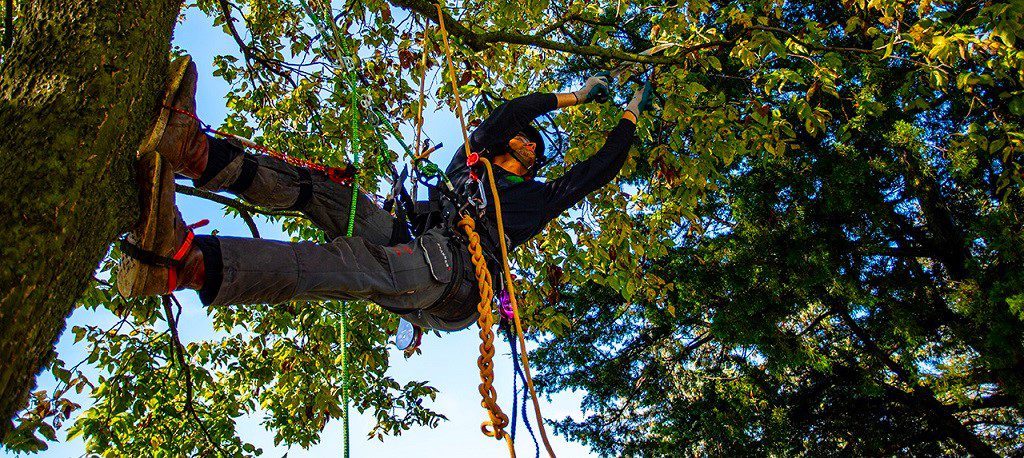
[
  {"left": 193, "top": 136, "right": 396, "bottom": 245},
  {"left": 149, "top": 56, "right": 395, "bottom": 244}
]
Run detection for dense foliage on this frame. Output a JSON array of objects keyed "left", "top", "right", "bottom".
[{"left": 3, "top": 0, "right": 1023, "bottom": 455}]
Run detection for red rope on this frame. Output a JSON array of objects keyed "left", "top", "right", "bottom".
[{"left": 166, "top": 106, "right": 355, "bottom": 184}]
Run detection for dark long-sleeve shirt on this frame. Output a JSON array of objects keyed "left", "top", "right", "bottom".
[{"left": 440, "top": 93, "right": 637, "bottom": 248}]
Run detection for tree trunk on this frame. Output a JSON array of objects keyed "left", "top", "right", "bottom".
[{"left": 0, "top": 0, "right": 181, "bottom": 440}]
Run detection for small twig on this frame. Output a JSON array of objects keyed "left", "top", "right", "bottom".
[
  {"left": 217, "top": 0, "right": 297, "bottom": 86},
  {"left": 535, "top": 11, "right": 578, "bottom": 37},
  {"left": 749, "top": 25, "right": 875, "bottom": 55},
  {"left": 163, "top": 295, "right": 228, "bottom": 455},
  {"left": 175, "top": 183, "right": 303, "bottom": 219},
  {"left": 798, "top": 309, "right": 835, "bottom": 336},
  {"left": 238, "top": 209, "right": 260, "bottom": 238}
]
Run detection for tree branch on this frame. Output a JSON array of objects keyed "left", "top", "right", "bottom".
[
  {"left": 535, "top": 11, "right": 578, "bottom": 38},
  {"left": 837, "top": 307, "right": 1000, "bottom": 458},
  {"left": 953, "top": 394, "right": 1017, "bottom": 413},
  {"left": 747, "top": 26, "right": 875, "bottom": 55},
  {"left": 217, "top": 0, "right": 297, "bottom": 86},
  {"left": 175, "top": 184, "right": 304, "bottom": 237},
  {"left": 390, "top": 0, "right": 710, "bottom": 65},
  {"left": 855, "top": 244, "right": 934, "bottom": 259},
  {"left": 798, "top": 308, "right": 835, "bottom": 336},
  {"left": 162, "top": 295, "right": 228, "bottom": 455}
]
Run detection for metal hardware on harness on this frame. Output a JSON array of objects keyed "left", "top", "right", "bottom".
[{"left": 475, "top": 177, "right": 489, "bottom": 210}]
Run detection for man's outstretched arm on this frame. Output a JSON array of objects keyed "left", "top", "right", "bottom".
[
  {"left": 542, "top": 81, "right": 654, "bottom": 216},
  {"left": 446, "top": 75, "right": 613, "bottom": 170}
]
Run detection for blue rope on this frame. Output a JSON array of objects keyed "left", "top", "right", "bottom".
[
  {"left": 509, "top": 326, "right": 518, "bottom": 442},
  {"left": 507, "top": 325, "right": 540, "bottom": 458}
]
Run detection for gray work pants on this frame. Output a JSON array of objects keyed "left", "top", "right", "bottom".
[{"left": 193, "top": 137, "right": 478, "bottom": 331}]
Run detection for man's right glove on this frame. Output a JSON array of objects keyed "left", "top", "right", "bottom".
[
  {"left": 626, "top": 79, "right": 655, "bottom": 118},
  {"left": 572, "top": 72, "right": 612, "bottom": 104}
]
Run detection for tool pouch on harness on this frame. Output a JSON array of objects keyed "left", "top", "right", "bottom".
[{"left": 421, "top": 235, "right": 481, "bottom": 323}]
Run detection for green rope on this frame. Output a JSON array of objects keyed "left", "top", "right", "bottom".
[
  {"left": 339, "top": 32, "right": 359, "bottom": 458},
  {"left": 297, "top": 2, "right": 362, "bottom": 457},
  {"left": 294, "top": 4, "right": 459, "bottom": 454}
]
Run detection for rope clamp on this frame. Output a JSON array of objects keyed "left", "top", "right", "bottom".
[
  {"left": 498, "top": 289, "right": 515, "bottom": 321},
  {"left": 327, "top": 166, "right": 355, "bottom": 184},
  {"left": 360, "top": 93, "right": 374, "bottom": 111},
  {"left": 467, "top": 152, "right": 479, "bottom": 166}
]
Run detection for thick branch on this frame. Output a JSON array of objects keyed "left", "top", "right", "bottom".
[
  {"left": 838, "top": 308, "right": 999, "bottom": 458},
  {"left": 390, "top": 0, "right": 709, "bottom": 65}
]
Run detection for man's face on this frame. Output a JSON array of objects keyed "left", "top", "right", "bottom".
[{"left": 507, "top": 133, "right": 537, "bottom": 170}]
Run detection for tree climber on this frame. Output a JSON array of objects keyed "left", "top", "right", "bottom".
[{"left": 118, "top": 55, "right": 654, "bottom": 331}]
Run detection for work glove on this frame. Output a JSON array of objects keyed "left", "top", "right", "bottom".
[
  {"left": 572, "top": 72, "right": 612, "bottom": 104},
  {"left": 626, "top": 79, "right": 655, "bottom": 118}
]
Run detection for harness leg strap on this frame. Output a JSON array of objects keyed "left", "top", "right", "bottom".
[{"left": 286, "top": 168, "right": 314, "bottom": 211}]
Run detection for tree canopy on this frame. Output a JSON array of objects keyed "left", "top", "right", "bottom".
[{"left": 2, "top": 0, "right": 1023, "bottom": 455}]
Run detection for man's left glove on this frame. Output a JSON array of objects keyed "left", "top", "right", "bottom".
[
  {"left": 572, "top": 72, "right": 612, "bottom": 104},
  {"left": 626, "top": 79, "right": 655, "bottom": 118}
]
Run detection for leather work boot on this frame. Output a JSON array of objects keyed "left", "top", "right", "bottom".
[
  {"left": 117, "top": 150, "right": 205, "bottom": 298},
  {"left": 139, "top": 54, "right": 208, "bottom": 179}
]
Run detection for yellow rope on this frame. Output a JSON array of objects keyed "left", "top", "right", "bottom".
[
  {"left": 413, "top": 32, "right": 430, "bottom": 159},
  {"left": 436, "top": 4, "right": 555, "bottom": 457},
  {"left": 434, "top": 4, "right": 473, "bottom": 157},
  {"left": 478, "top": 158, "right": 558, "bottom": 458}
]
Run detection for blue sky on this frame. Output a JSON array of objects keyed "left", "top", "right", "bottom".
[{"left": 4, "top": 5, "right": 595, "bottom": 458}]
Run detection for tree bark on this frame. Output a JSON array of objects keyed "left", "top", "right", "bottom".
[{"left": 0, "top": 0, "right": 182, "bottom": 440}]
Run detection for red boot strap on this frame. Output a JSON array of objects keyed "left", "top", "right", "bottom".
[
  {"left": 165, "top": 220, "right": 209, "bottom": 294},
  {"left": 187, "top": 219, "right": 210, "bottom": 231}
]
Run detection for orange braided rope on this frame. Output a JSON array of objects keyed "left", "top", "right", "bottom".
[{"left": 458, "top": 215, "right": 516, "bottom": 457}]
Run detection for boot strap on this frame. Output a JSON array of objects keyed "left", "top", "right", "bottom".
[{"left": 120, "top": 219, "right": 208, "bottom": 293}]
